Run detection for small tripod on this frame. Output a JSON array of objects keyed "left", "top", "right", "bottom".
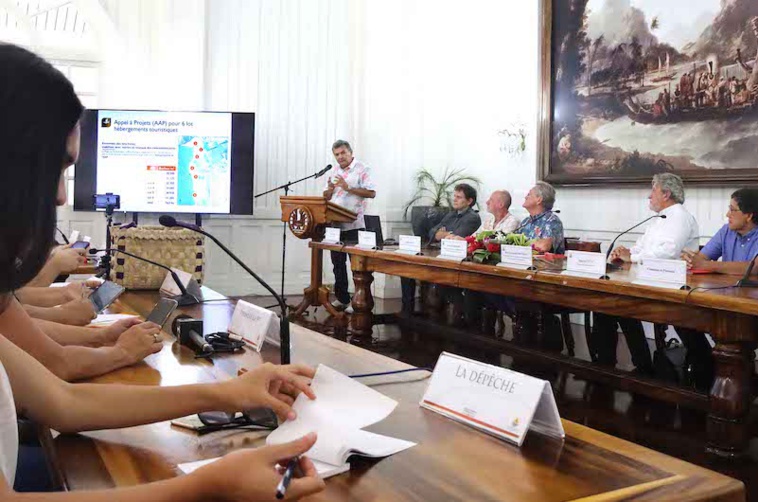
[{"left": 98, "top": 203, "right": 117, "bottom": 280}]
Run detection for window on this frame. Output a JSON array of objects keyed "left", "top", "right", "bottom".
[{"left": 1, "top": 2, "right": 102, "bottom": 206}]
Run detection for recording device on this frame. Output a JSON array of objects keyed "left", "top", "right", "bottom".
[
  {"left": 146, "top": 298, "right": 179, "bottom": 328},
  {"left": 159, "top": 215, "right": 292, "bottom": 364},
  {"left": 89, "top": 248, "right": 200, "bottom": 307},
  {"left": 89, "top": 281, "right": 126, "bottom": 313},
  {"left": 93, "top": 192, "right": 120, "bottom": 211},
  {"left": 605, "top": 214, "right": 667, "bottom": 271},
  {"left": 172, "top": 316, "right": 213, "bottom": 355}
]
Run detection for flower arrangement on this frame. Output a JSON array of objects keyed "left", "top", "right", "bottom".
[{"left": 465, "top": 231, "right": 534, "bottom": 264}]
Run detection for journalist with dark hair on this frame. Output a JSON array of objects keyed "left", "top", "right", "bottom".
[{"left": 0, "top": 43, "right": 324, "bottom": 501}]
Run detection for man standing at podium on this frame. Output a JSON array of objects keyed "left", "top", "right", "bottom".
[{"left": 323, "top": 140, "right": 376, "bottom": 312}]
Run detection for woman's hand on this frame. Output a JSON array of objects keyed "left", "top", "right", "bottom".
[
  {"left": 217, "top": 363, "right": 316, "bottom": 421},
  {"left": 98, "top": 317, "right": 143, "bottom": 345},
  {"left": 196, "top": 432, "right": 325, "bottom": 501},
  {"left": 58, "top": 298, "right": 97, "bottom": 325},
  {"left": 64, "top": 281, "right": 92, "bottom": 301},
  {"left": 51, "top": 244, "right": 87, "bottom": 274}
]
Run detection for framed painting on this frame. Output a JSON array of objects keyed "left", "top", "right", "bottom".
[{"left": 538, "top": 0, "right": 758, "bottom": 185}]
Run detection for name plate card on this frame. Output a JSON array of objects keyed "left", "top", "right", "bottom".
[
  {"left": 228, "top": 299, "right": 280, "bottom": 351},
  {"left": 633, "top": 258, "right": 689, "bottom": 290},
  {"left": 420, "top": 352, "right": 564, "bottom": 447},
  {"left": 159, "top": 267, "right": 202, "bottom": 298},
  {"left": 439, "top": 238, "right": 467, "bottom": 261},
  {"left": 497, "top": 245, "right": 534, "bottom": 270},
  {"left": 355, "top": 231, "right": 377, "bottom": 250},
  {"left": 396, "top": 235, "right": 421, "bottom": 256},
  {"left": 323, "top": 227, "right": 341, "bottom": 244},
  {"left": 562, "top": 250, "right": 608, "bottom": 279}
]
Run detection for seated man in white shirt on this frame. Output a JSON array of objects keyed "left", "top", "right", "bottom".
[
  {"left": 593, "top": 173, "right": 699, "bottom": 376},
  {"left": 449, "top": 189, "right": 520, "bottom": 239}
]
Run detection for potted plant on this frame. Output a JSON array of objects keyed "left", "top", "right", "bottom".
[{"left": 403, "top": 167, "right": 482, "bottom": 242}]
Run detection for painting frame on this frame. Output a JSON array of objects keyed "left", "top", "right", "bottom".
[{"left": 537, "top": 0, "right": 758, "bottom": 186}]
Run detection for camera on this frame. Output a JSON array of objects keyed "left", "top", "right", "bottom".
[{"left": 93, "top": 193, "right": 120, "bottom": 210}]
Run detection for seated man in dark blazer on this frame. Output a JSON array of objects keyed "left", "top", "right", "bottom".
[{"left": 401, "top": 183, "right": 480, "bottom": 314}]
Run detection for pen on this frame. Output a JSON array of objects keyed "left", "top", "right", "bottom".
[{"left": 275, "top": 457, "right": 298, "bottom": 499}]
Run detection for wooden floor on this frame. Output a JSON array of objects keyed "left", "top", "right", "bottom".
[{"left": 246, "top": 293, "right": 758, "bottom": 501}]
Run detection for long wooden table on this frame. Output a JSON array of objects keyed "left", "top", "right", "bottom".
[
  {"left": 295, "top": 242, "right": 758, "bottom": 458},
  {"left": 45, "top": 291, "right": 744, "bottom": 501}
]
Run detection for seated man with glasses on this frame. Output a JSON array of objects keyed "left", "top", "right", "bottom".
[{"left": 678, "top": 188, "right": 758, "bottom": 390}]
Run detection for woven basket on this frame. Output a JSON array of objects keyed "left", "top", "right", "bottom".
[{"left": 109, "top": 225, "right": 205, "bottom": 290}]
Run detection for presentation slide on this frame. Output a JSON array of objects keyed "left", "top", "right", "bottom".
[{"left": 95, "top": 110, "right": 232, "bottom": 213}]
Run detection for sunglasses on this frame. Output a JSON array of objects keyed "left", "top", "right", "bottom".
[{"left": 196, "top": 408, "right": 279, "bottom": 435}]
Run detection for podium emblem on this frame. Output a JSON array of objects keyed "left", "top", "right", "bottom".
[{"left": 288, "top": 206, "right": 314, "bottom": 238}]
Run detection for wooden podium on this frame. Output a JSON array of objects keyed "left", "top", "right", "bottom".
[
  {"left": 279, "top": 196, "right": 357, "bottom": 240},
  {"left": 280, "top": 196, "right": 358, "bottom": 322}
]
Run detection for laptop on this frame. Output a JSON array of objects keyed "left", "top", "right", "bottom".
[{"left": 363, "top": 215, "right": 385, "bottom": 250}]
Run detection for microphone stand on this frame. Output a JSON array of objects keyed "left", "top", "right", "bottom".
[
  {"left": 98, "top": 203, "right": 117, "bottom": 280},
  {"left": 254, "top": 167, "right": 331, "bottom": 310},
  {"left": 605, "top": 214, "right": 664, "bottom": 271},
  {"left": 737, "top": 254, "right": 758, "bottom": 287}
]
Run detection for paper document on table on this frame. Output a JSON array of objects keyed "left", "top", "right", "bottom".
[
  {"left": 266, "top": 365, "right": 416, "bottom": 470},
  {"left": 88, "top": 313, "right": 140, "bottom": 326},
  {"left": 177, "top": 456, "right": 350, "bottom": 479}
]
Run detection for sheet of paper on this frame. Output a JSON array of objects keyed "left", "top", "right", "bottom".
[
  {"left": 266, "top": 365, "right": 415, "bottom": 466},
  {"left": 177, "top": 456, "right": 350, "bottom": 479},
  {"left": 88, "top": 313, "right": 140, "bottom": 326},
  {"left": 286, "top": 364, "right": 399, "bottom": 431}
]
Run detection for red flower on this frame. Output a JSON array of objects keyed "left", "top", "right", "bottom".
[
  {"left": 465, "top": 235, "right": 477, "bottom": 244},
  {"left": 486, "top": 242, "right": 500, "bottom": 253}
]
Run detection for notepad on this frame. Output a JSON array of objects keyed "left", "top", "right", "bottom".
[{"left": 265, "top": 365, "right": 416, "bottom": 472}]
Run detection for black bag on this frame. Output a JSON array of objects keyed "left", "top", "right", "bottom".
[{"left": 653, "top": 338, "right": 687, "bottom": 385}]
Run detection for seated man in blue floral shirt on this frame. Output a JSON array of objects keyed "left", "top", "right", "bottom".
[
  {"left": 465, "top": 182, "right": 564, "bottom": 349},
  {"left": 516, "top": 181, "right": 564, "bottom": 254}
]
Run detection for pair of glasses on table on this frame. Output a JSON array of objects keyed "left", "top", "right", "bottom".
[{"left": 195, "top": 408, "right": 279, "bottom": 435}]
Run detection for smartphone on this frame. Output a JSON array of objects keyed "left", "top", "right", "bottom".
[
  {"left": 93, "top": 193, "right": 120, "bottom": 210},
  {"left": 71, "top": 241, "right": 90, "bottom": 249},
  {"left": 146, "top": 298, "right": 179, "bottom": 328},
  {"left": 89, "top": 281, "right": 126, "bottom": 313}
]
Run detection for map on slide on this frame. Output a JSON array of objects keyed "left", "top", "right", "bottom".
[{"left": 176, "top": 136, "right": 230, "bottom": 207}]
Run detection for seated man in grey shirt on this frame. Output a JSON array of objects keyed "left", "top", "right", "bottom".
[{"left": 402, "top": 184, "right": 481, "bottom": 314}]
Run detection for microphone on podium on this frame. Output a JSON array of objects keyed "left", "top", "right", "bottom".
[
  {"left": 159, "top": 215, "right": 292, "bottom": 364},
  {"left": 605, "top": 214, "right": 667, "bottom": 270},
  {"left": 89, "top": 247, "right": 200, "bottom": 306}
]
